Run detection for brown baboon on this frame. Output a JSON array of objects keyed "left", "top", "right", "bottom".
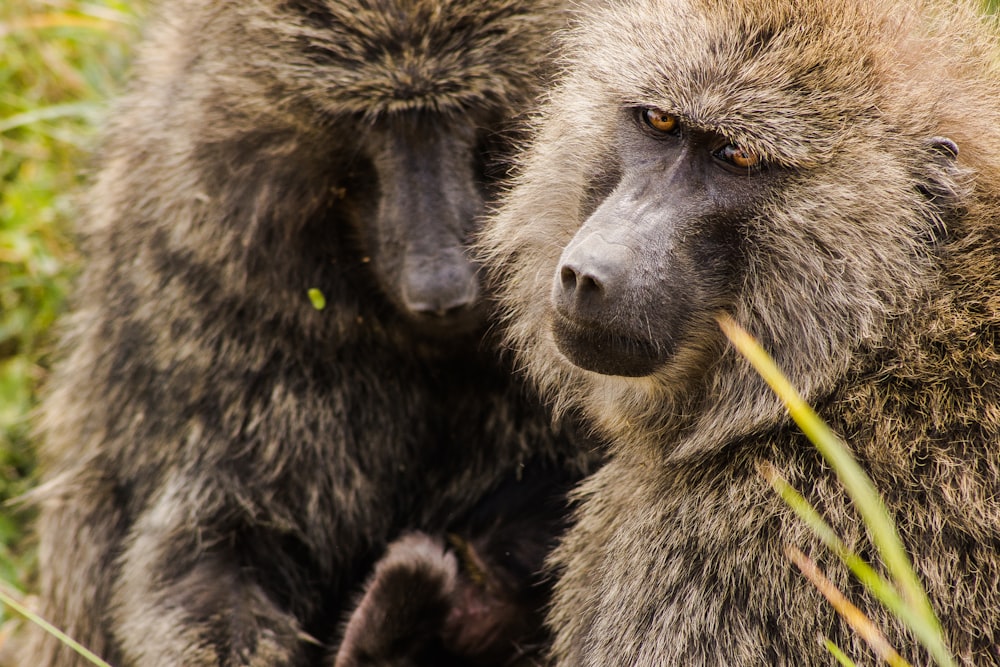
[
  {"left": 23, "top": 1, "right": 598, "bottom": 666},
  {"left": 479, "top": 0, "right": 1000, "bottom": 664}
]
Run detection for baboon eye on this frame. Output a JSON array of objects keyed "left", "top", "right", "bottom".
[
  {"left": 642, "top": 108, "right": 679, "bottom": 134},
  {"left": 715, "top": 143, "right": 761, "bottom": 169}
]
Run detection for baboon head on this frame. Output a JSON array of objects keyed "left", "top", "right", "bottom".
[
  {"left": 251, "top": 0, "right": 563, "bottom": 336},
  {"left": 481, "top": 0, "right": 996, "bottom": 454}
]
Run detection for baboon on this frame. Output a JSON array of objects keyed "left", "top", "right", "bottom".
[
  {"left": 479, "top": 0, "right": 1000, "bottom": 664},
  {"left": 23, "top": 1, "right": 597, "bottom": 665}
]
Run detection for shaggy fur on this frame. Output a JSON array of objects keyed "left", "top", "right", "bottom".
[
  {"left": 22, "top": 1, "right": 597, "bottom": 665},
  {"left": 480, "top": 0, "right": 1000, "bottom": 664}
]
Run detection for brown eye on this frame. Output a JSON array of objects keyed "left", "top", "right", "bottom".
[
  {"left": 643, "top": 108, "right": 678, "bottom": 133},
  {"left": 716, "top": 143, "right": 760, "bottom": 169}
]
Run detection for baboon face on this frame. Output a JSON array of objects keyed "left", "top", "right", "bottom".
[
  {"left": 356, "top": 115, "right": 493, "bottom": 335},
  {"left": 260, "top": 0, "right": 553, "bottom": 336},
  {"left": 558, "top": 5, "right": 964, "bottom": 387},
  {"left": 552, "top": 108, "right": 778, "bottom": 377}
]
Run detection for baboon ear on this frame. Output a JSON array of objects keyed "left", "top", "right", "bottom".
[
  {"left": 918, "top": 135, "right": 967, "bottom": 238},
  {"left": 926, "top": 136, "right": 959, "bottom": 159}
]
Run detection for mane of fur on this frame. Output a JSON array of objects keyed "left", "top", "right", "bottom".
[{"left": 479, "top": 0, "right": 1000, "bottom": 663}]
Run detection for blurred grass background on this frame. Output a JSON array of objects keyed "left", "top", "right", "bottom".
[{"left": 0, "top": 0, "right": 145, "bottom": 611}]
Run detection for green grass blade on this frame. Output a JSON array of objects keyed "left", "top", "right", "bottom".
[
  {"left": 307, "top": 287, "right": 326, "bottom": 310},
  {"left": 765, "top": 467, "right": 907, "bottom": 606},
  {"left": 787, "top": 546, "right": 912, "bottom": 667},
  {"left": 718, "top": 314, "right": 954, "bottom": 667},
  {"left": 825, "top": 638, "right": 860, "bottom": 667},
  {"left": 0, "top": 101, "right": 106, "bottom": 133},
  {"left": 823, "top": 637, "right": 858, "bottom": 667},
  {"left": 0, "top": 585, "right": 112, "bottom": 667},
  {"left": 765, "top": 466, "right": 943, "bottom": 660}
]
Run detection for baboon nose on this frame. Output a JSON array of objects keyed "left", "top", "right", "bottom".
[
  {"left": 404, "top": 283, "right": 479, "bottom": 317},
  {"left": 559, "top": 263, "right": 604, "bottom": 301},
  {"left": 553, "top": 233, "right": 629, "bottom": 321},
  {"left": 555, "top": 261, "right": 609, "bottom": 320},
  {"left": 401, "top": 264, "right": 480, "bottom": 318}
]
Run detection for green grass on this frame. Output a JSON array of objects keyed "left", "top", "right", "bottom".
[
  {"left": 0, "top": 0, "right": 144, "bottom": 605},
  {"left": 720, "top": 315, "right": 954, "bottom": 667}
]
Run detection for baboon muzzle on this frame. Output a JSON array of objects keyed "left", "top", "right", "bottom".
[
  {"left": 369, "top": 121, "right": 485, "bottom": 332},
  {"left": 550, "top": 178, "right": 697, "bottom": 377},
  {"left": 400, "top": 246, "right": 480, "bottom": 318}
]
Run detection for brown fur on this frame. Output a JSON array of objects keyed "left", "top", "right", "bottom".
[
  {"left": 22, "top": 1, "right": 598, "bottom": 665},
  {"left": 480, "top": 0, "right": 1000, "bottom": 664}
]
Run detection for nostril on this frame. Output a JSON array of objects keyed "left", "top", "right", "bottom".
[
  {"left": 435, "top": 300, "right": 472, "bottom": 318},
  {"left": 404, "top": 283, "right": 479, "bottom": 319},
  {"left": 577, "top": 273, "right": 601, "bottom": 294},
  {"left": 560, "top": 265, "right": 579, "bottom": 292},
  {"left": 559, "top": 263, "right": 605, "bottom": 300}
]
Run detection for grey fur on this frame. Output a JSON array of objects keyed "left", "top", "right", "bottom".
[
  {"left": 480, "top": 0, "right": 1000, "bottom": 664},
  {"left": 22, "top": 1, "right": 597, "bottom": 665}
]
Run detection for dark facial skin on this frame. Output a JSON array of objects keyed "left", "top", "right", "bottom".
[
  {"left": 361, "top": 116, "right": 494, "bottom": 337},
  {"left": 551, "top": 107, "right": 775, "bottom": 376}
]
